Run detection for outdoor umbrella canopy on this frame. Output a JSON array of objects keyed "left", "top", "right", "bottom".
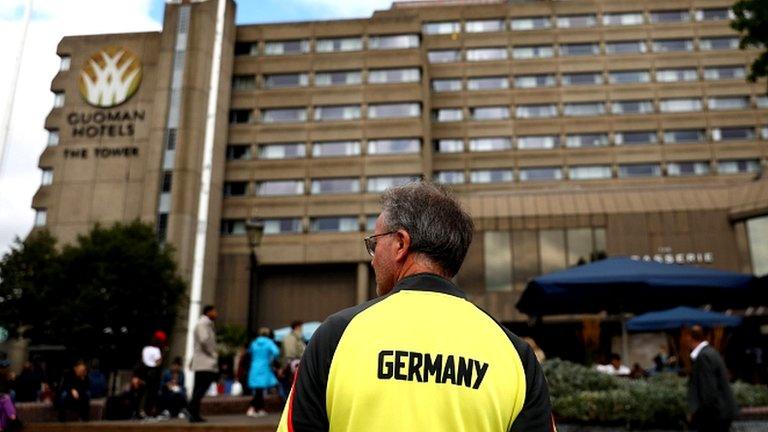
[
  {"left": 273, "top": 321, "right": 322, "bottom": 342},
  {"left": 517, "top": 257, "right": 758, "bottom": 316},
  {"left": 626, "top": 306, "right": 742, "bottom": 332}
]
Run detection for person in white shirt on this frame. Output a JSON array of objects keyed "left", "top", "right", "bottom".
[
  {"left": 596, "top": 353, "right": 631, "bottom": 376},
  {"left": 138, "top": 330, "right": 166, "bottom": 417}
]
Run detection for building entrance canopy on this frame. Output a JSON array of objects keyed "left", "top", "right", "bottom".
[{"left": 517, "top": 257, "right": 759, "bottom": 316}]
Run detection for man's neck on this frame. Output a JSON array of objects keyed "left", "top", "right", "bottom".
[{"left": 396, "top": 255, "right": 449, "bottom": 282}]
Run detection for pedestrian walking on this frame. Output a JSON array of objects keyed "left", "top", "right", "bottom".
[
  {"left": 247, "top": 327, "right": 280, "bottom": 418},
  {"left": 188, "top": 305, "right": 218, "bottom": 423},
  {"left": 57, "top": 360, "right": 90, "bottom": 422},
  {"left": 279, "top": 321, "right": 305, "bottom": 397},
  {"left": 138, "top": 330, "right": 166, "bottom": 417},
  {"left": 277, "top": 181, "right": 554, "bottom": 431},
  {"left": 685, "top": 325, "right": 738, "bottom": 432},
  {"left": 0, "top": 360, "right": 20, "bottom": 431}
]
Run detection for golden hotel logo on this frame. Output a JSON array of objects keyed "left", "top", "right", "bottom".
[{"left": 79, "top": 46, "right": 142, "bottom": 108}]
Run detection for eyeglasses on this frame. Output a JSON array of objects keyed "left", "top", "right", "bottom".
[{"left": 363, "top": 231, "right": 397, "bottom": 257}]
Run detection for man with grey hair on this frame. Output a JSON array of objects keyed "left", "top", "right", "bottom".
[{"left": 278, "top": 181, "right": 553, "bottom": 432}]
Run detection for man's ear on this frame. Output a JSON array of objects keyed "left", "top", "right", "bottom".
[{"left": 394, "top": 229, "right": 411, "bottom": 263}]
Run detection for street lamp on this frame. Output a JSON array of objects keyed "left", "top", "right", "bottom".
[{"left": 245, "top": 218, "right": 264, "bottom": 336}]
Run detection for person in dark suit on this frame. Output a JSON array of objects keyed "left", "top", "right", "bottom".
[{"left": 684, "top": 325, "right": 738, "bottom": 432}]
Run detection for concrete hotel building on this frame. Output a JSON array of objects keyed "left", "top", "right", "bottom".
[{"left": 35, "top": 0, "right": 768, "bottom": 354}]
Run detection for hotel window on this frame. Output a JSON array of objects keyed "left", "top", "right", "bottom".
[
  {"left": 258, "top": 143, "right": 305, "bottom": 160},
  {"left": 435, "top": 170, "right": 465, "bottom": 184},
  {"left": 566, "top": 133, "right": 609, "bottom": 148},
  {"left": 663, "top": 129, "right": 706, "bottom": 144},
  {"left": 700, "top": 37, "right": 740, "bottom": 51},
  {"left": 609, "top": 70, "right": 650, "bottom": 84},
  {"left": 232, "top": 75, "right": 256, "bottom": 90},
  {"left": 367, "top": 176, "right": 418, "bottom": 193},
  {"left": 47, "top": 130, "right": 59, "bottom": 146},
  {"left": 718, "top": 159, "right": 761, "bottom": 174},
  {"left": 234, "top": 42, "right": 258, "bottom": 55},
  {"left": 746, "top": 215, "right": 768, "bottom": 276},
  {"left": 160, "top": 171, "right": 172, "bottom": 194},
  {"left": 469, "top": 137, "right": 512, "bottom": 152},
  {"left": 564, "top": 102, "right": 605, "bottom": 117},
  {"left": 696, "top": 8, "right": 733, "bottom": 22},
  {"left": 758, "top": 96, "right": 768, "bottom": 108},
  {"left": 264, "top": 39, "right": 310, "bottom": 55},
  {"left": 59, "top": 55, "right": 71, "bottom": 71},
  {"left": 652, "top": 39, "right": 694, "bottom": 52},
  {"left": 315, "top": 70, "right": 362, "bottom": 86},
  {"left": 512, "top": 45, "right": 554, "bottom": 59},
  {"left": 515, "top": 74, "right": 556, "bottom": 88},
  {"left": 314, "top": 105, "right": 361, "bottom": 121},
  {"left": 618, "top": 163, "right": 662, "bottom": 178},
  {"left": 762, "top": 126, "right": 768, "bottom": 139},
  {"left": 310, "top": 216, "right": 358, "bottom": 233},
  {"left": 611, "top": 100, "right": 654, "bottom": 115},
  {"left": 433, "top": 108, "right": 463, "bottom": 122},
  {"left": 367, "top": 138, "right": 420, "bottom": 155},
  {"left": 467, "top": 76, "right": 508, "bottom": 90},
  {"left": 520, "top": 167, "right": 562, "bottom": 181},
  {"left": 605, "top": 40, "right": 647, "bottom": 55},
  {"left": 261, "top": 108, "right": 306, "bottom": 123},
  {"left": 570, "top": 165, "right": 612, "bottom": 180},
  {"left": 220, "top": 220, "right": 246, "bottom": 236},
  {"left": 539, "top": 230, "right": 566, "bottom": 273},
  {"left": 660, "top": 98, "right": 702, "bottom": 113},
  {"left": 466, "top": 19, "right": 505, "bottom": 33},
  {"left": 655, "top": 68, "right": 698, "bottom": 82},
  {"left": 316, "top": 37, "right": 363, "bottom": 53},
  {"left": 53, "top": 91, "right": 65, "bottom": 108},
  {"left": 518, "top": 135, "right": 558, "bottom": 150},
  {"left": 559, "top": 43, "right": 600, "bottom": 56},
  {"left": 366, "top": 216, "right": 377, "bottom": 232},
  {"left": 484, "top": 231, "right": 512, "bottom": 292},
  {"left": 432, "top": 79, "right": 462, "bottom": 92},
  {"left": 229, "top": 109, "right": 252, "bottom": 124},
  {"left": 562, "top": 72, "right": 603, "bottom": 86},
  {"left": 223, "top": 181, "right": 248, "bottom": 197},
  {"left": 471, "top": 169, "right": 513, "bottom": 184},
  {"left": 615, "top": 131, "right": 657, "bottom": 145},
  {"left": 369, "top": 34, "right": 419, "bottom": 50},
  {"left": 312, "top": 141, "right": 361, "bottom": 157},
  {"left": 41, "top": 168, "right": 53, "bottom": 186},
  {"left": 368, "top": 103, "right": 421, "bottom": 119},
  {"left": 435, "top": 139, "right": 464, "bottom": 153},
  {"left": 34, "top": 209, "right": 47, "bottom": 227},
  {"left": 650, "top": 9, "right": 691, "bottom": 23},
  {"left": 668, "top": 161, "right": 710, "bottom": 176},
  {"left": 368, "top": 68, "right": 420, "bottom": 84},
  {"left": 423, "top": 21, "right": 461, "bottom": 35},
  {"left": 556, "top": 14, "right": 597, "bottom": 28},
  {"left": 427, "top": 50, "right": 461, "bottom": 63},
  {"left": 311, "top": 178, "right": 360, "bottom": 195},
  {"left": 226, "top": 144, "right": 252, "bottom": 161},
  {"left": 264, "top": 73, "right": 308, "bottom": 89},
  {"left": 511, "top": 16, "right": 551, "bottom": 30},
  {"left": 708, "top": 96, "right": 750, "bottom": 111},
  {"left": 712, "top": 127, "right": 755, "bottom": 141},
  {"left": 470, "top": 106, "right": 510, "bottom": 121},
  {"left": 264, "top": 218, "right": 303, "bottom": 235},
  {"left": 466, "top": 47, "right": 508, "bottom": 61},
  {"left": 704, "top": 66, "right": 746, "bottom": 80},
  {"left": 603, "top": 12, "right": 644, "bottom": 26},
  {"left": 516, "top": 104, "right": 557, "bottom": 119}
]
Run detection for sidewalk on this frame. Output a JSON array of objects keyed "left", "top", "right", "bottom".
[{"left": 24, "top": 413, "right": 281, "bottom": 432}]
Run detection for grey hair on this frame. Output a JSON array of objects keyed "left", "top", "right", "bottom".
[{"left": 380, "top": 181, "right": 474, "bottom": 277}]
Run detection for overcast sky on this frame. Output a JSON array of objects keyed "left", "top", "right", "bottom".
[{"left": 0, "top": 0, "right": 395, "bottom": 255}]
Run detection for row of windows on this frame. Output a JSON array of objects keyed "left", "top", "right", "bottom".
[
  {"left": 426, "top": 37, "right": 739, "bottom": 63},
  {"left": 222, "top": 159, "right": 763, "bottom": 198},
  {"left": 230, "top": 103, "right": 421, "bottom": 124},
  {"left": 231, "top": 8, "right": 733, "bottom": 57},
  {"left": 232, "top": 64, "right": 747, "bottom": 91},
  {"left": 227, "top": 139, "right": 420, "bottom": 160},
  {"left": 222, "top": 216, "right": 375, "bottom": 235}
]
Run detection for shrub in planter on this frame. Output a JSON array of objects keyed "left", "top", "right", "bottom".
[{"left": 732, "top": 381, "right": 768, "bottom": 407}]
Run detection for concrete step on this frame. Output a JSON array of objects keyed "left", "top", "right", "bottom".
[{"left": 24, "top": 414, "right": 281, "bottom": 432}]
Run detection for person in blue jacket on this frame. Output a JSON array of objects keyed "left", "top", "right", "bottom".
[{"left": 246, "top": 327, "right": 280, "bottom": 418}]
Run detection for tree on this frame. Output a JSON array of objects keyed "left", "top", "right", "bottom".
[
  {"left": 0, "top": 221, "right": 186, "bottom": 368},
  {"left": 731, "top": 0, "right": 768, "bottom": 87}
]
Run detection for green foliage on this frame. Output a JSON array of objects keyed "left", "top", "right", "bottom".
[
  {"left": 731, "top": 0, "right": 768, "bottom": 88},
  {"left": 0, "top": 221, "right": 186, "bottom": 367},
  {"left": 217, "top": 324, "right": 248, "bottom": 357},
  {"left": 545, "top": 359, "right": 767, "bottom": 429}
]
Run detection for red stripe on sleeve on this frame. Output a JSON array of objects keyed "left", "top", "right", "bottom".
[{"left": 287, "top": 365, "right": 301, "bottom": 432}]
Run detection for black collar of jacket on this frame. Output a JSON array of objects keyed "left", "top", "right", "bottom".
[{"left": 391, "top": 273, "right": 466, "bottom": 299}]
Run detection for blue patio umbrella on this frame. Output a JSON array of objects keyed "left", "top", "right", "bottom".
[
  {"left": 626, "top": 306, "right": 742, "bottom": 332},
  {"left": 517, "top": 257, "right": 758, "bottom": 316},
  {"left": 273, "top": 321, "right": 322, "bottom": 343}
]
